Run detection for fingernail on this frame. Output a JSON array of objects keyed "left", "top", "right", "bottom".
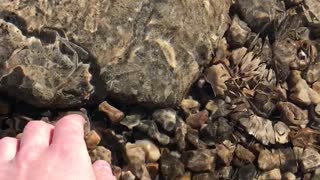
[{"left": 94, "top": 160, "right": 112, "bottom": 173}]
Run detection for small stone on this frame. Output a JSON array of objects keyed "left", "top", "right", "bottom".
[
  {"left": 146, "top": 163, "right": 159, "bottom": 180},
  {"left": 121, "top": 170, "right": 135, "bottom": 180},
  {"left": 200, "top": 117, "right": 233, "bottom": 144},
  {"left": 235, "top": 144, "right": 256, "bottom": 163},
  {"left": 125, "top": 143, "right": 146, "bottom": 164},
  {"left": 237, "top": 163, "right": 258, "bottom": 180},
  {"left": 135, "top": 140, "right": 160, "bottom": 162},
  {"left": 112, "top": 166, "right": 121, "bottom": 180},
  {"left": 205, "top": 100, "right": 218, "bottom": 113},
  {"left": 258, "top": 168, "right": 281, "bottom": 180},
  {"left": 120, "top": 115, "right": 141, "bottom": 129},
  {"left": 160, "top": 148, "right": 185, "bottom": 179},
  {"left": 181, "top": 99, "right": 200, "bottom": 115},
  {"left": 186, "top": 110, "right": 209, "bottom": 129},
  {"left": 301, "top": 147, "right": 320, "bottom": 172},
  {"left": 219, "top": 166, "right": 234, "bottom": 179},
  {"left": 99, "top": 101, "right": 124, "bottom": 123},
  {"left": 204, "top": 63, "right": 231, "bottom": 96},
  {"left": 152, "top": 108, "right": 176, "bottom": 131},
  {"left": 277, "top": 101, "right": 309, "bottom": 127},
  {"left": 276, "top": 148, "right": 298, "bottom": 173},
  {"left": 274, "top": 121, "right": 290, "bottom": 144},
  {"left": 258, "top": 149, "right": 280, "bottom": 171},
  {"left": 182, "top": 149, "right": 215, "bottom": 172},
  {"left": 136, "top": 120, "right": 170, "bottom": 145},
  {"left": 312, "top": 167, "right": 320, "bottom": 180},
  {"left": 306, "top": 63, "right": 320, "bottom": 84},
  {"left": 127, "top": 163, "right": 151, "bottom": 180},
  {"left": 89, "top": 146, "right": 112, "bottom": 164},
  {"left": 216, "top": 142, "right": 235, "bottom": 166},
  {"left": 186, "top": 127, "right": 207, "bottom": 149},
  {"left": 227, "top": 15, "right": 251, "bottom": 47},
  {"left": 283, "top": 172, "right": 296, "bottom": 180},
  {"left": 174, "top": 119, "right": 188, "bottom": 151},
  {"left": 85, "top": 130, "right": 101, "bottom": 149}
]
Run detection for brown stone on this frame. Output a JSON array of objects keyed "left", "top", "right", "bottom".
[
  {"left": 258, "top": 149, "right": 280, "bottom": 171},
  {"left": 146, "top": 163, "right": 159, "bottom": 180},
  {"left": 99, "top": 101, "right": 124, "bottom": 123},
  {"left": 89, "top": 146, "right": 112, "bottom": 164},
  {"left": 186, "top": 110, "right": 209, "bottom": 129},
  {"left": 277, "top": 101, "right": 309, "bottom": 127},
  {"left": 258, "top": 168, "right": 281, "bottom": 180},
  {"left": 85, "top": 130, "right": 101, "bottom": 149},
  {"left": 235, "top": 144, "right": 256, "bottom": 163},
  {"left": 301, "top": 147, "right": 320, "bottom": 172},
  {"left": 125, "top": 143, "right": 146, "bottom": 164},
  {"left": 216, "top": 141, "right": 235, "bottom": 166},
  {"left": 182, "top": 149, "right": 215, "bottom": 172}
]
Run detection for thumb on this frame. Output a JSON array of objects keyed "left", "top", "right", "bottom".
[{"left": 92, "top": 160, "right": 116, "bottom": 180}]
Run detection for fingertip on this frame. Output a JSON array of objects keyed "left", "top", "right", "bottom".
[{"left": 93, "top": 160, "right": 116, "bottom": 180}]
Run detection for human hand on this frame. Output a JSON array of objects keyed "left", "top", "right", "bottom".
[{"left": 0, "top": 114, "right": 116, "bottom": 180}]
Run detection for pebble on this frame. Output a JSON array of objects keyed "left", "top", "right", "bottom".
[
  {"left": 277, "top": 101, "right": 309, "bottom": 127},
  {"left": 125, "top": 143, "right": 146, "bottom": 164},
  {"left": 160, "top": 148, "right": 185, "bottom": 179},
  {"left": 216, "top": 141, "right": 235, "bottom": 166},
  {"left": 200, "top": 117, "right": 233, "bottom": 144},
  {"left": 136, "top": 120, "right": 170, "bottom": 145},
  {"left": 181, "top": 99, "right": 200, "bottom": 115},
  {"left": 180, "top": 172, "right": 192, "bottom": 180},
  {"left": 276, "top": 148, "right": 298, "bottom": 173},
  {"left": 227, "top": 15, "right": 252, "bottom": 47},
  {"left": 237, "top": 163, "right": 258, "bottom": 180},
  {"left": 283, "top": 172, "right": 296, "bottom": 180},
  {"left": 85, "top": 130, "right": 101, "bottom": 149},
  {"left": 112, "top": 166, "right": 122, "bottom": 180},
  {"left": 219, "top": 166, "right": 234, "bottom": 179},
  {"left": 152, "top": 108, "right": 177, "bottom": 131},
  {"left": 99, "top": 101, "right": 124, "bottom": 123},
  {"left": 258, "top": 149, "right": 280, "bottom": 171},
  {"left": 205, "top": 100, "right": 218, "bottom": 113},
  {"left": 182, "top": 149, "right": 215, "bottom": 172},
  {"left": 301, "top": 147, "right": 320, "bottom": 172},
  {"left": 121, "top": 170, "right": 135, "bottom": 180},
  {"left": 89, "top": 146, "right": 112, "bottom": 164},
  {"left": 186, "top": 127, "right": 207, "bottom": 149},
  {"left": 258, "top": 168, "right": 281, "bottom": 180},
  {"left": 186, "top": 110, "right": 209, "bottom": 129},
  {"left": 174, "top": 119, "right": 188, "bottom": 151},
  {"left": 146, "top": 163, "right": 159, "bottom": 180},
  {"left": 235, "top": 144, "right": 256, "bottom": 163},
  {"left": 120, "top": 115, "right": 141, "bottom": 129},
  {"left": 127, "top": 163, "right": 151, "bottom": 180},
  {"left": 135, "top": 140, "right": 161, "bottom": 162}
]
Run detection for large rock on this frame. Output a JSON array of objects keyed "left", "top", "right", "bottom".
[{"left": 0, "top": 0, "right": 231, "bottom": 107}]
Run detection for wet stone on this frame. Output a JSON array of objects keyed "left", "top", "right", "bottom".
[
  {"left": 152, "top": 108, "right": 177, "bottom": 132},
  {"left": 182, "top": 149, "right": 215, "bottom": 172},
  {"left": 258, "top": 149, "right": 280, "bottom": 171},
  {"left": 160, "top": 148, "right": 185, "bottom": 179}
]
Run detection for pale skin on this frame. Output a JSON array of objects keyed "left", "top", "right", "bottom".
[{"left": 0, "top": 114, "right": 116, "bottom": 180}]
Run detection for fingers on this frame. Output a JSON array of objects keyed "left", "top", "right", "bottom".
[
  {"left": 19, "top": 121, "right": 54, "bottom": 151},
  {"left": 51, "top": 114, "right": 86, "bottom": 150},
  {"left": 0, "top": 137, "right": 19, "bottom": 162},
  {"left": 93, "top": 160, "right": 116, "bottom": 180}
]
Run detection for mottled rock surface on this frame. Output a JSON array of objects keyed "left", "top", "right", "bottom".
[{"left": 0, "top": 0, "right": 231, "bottom": 107}]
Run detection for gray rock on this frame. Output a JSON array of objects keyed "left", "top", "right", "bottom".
[
  {"left": 200, "top": 117, "right": 233, "bottom": 144},
  {"left": 136, "top": 120, "right": 170, "bottom": 145},
  {"left": 0, "top": 0, "right": 232, "bottom": 107},
  {"left": 301, "top": 147, "right": 320, "bottom": 173},
  {"left": 237, "top": 163, "right": 258, "bottom": 180}
]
